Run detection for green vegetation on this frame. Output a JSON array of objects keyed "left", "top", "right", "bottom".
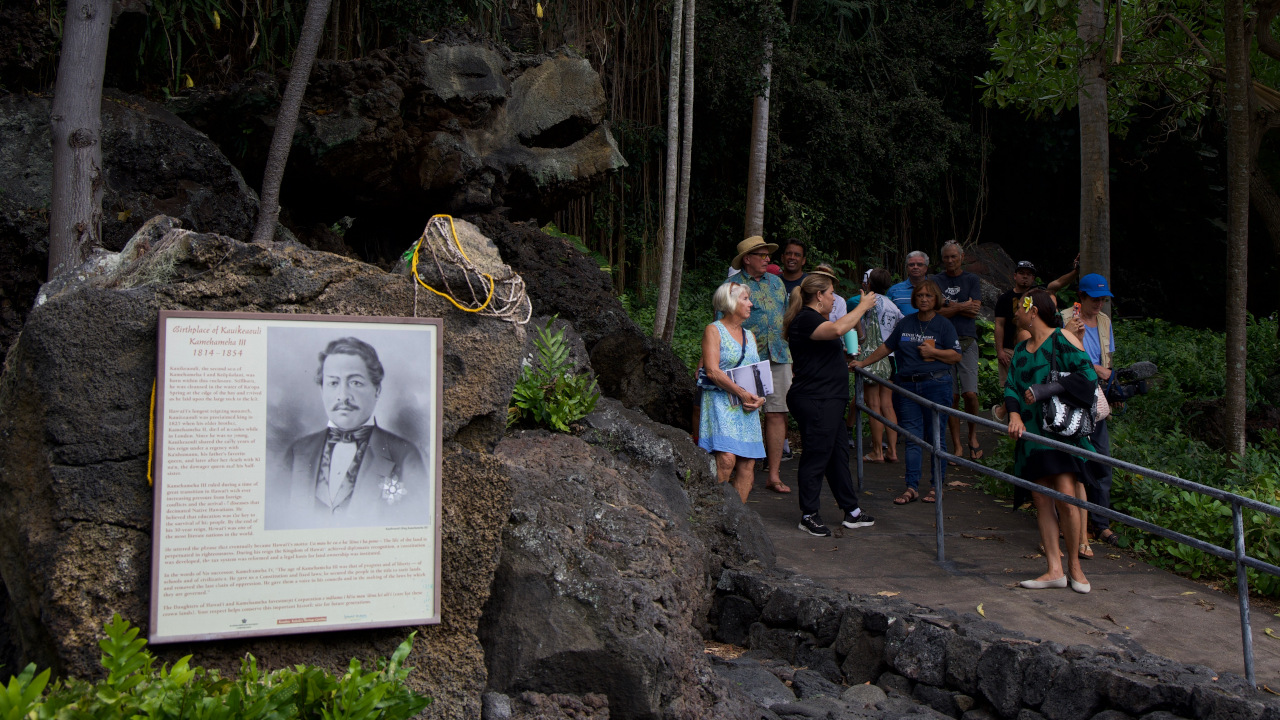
[
  {"left": 508, "top": 317, "right": 600, "bottom": 432},
  {"left": 0, "top": 615, "right": 431, "bottom": 720},
  {"left": 983, "top": 315, "right": 1280, "bottom": 595}
]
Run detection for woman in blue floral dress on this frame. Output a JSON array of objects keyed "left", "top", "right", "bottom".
[{"left": 699, "top": 283, "right": 767, "bottom": 502}]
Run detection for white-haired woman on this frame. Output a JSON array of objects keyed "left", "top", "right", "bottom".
[{"left": 699, "top": 282, "right": 767, "bottom": 502}]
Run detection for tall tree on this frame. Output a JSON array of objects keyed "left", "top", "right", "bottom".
[
  {"left": 47, "top": 0, "right": 113, "bottom": 278},
  {"left": 250, "top": 0, "right": 336, "bottom": 246},
  {"left": 1225, "top": 0, "right": 1250, "bottom": 458},
  {"left": 743, "top": 41, "right": 772, "bottom": 239},
  {"left": 661, "top": 0, "right": 697, "bottom": 342},
  {"left": 654, "top": 0, "right": 685, "bottom": 340},
  {"left": 1076, "top": 0, "right": 1110, "bottom": 283}
]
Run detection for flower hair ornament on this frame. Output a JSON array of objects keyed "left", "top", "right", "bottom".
[{"left": 1022, "top": 295, "right": 1034, "bottom": 311}]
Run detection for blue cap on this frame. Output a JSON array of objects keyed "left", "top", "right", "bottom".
[{"left": 1079, "top": 273, "right": 1113, "bottom": 298}]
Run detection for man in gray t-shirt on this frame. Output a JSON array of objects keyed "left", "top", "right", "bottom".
[{"left": 933, "top": 241, "right": 984, "bottom": 460}]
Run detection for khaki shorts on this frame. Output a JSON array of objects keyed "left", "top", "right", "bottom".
[
  {"left": 764, "top": 362, "right": 792, "bottom": 413},
  {"left": 952, "top": 337, "right": 979, "bottom": 396}
]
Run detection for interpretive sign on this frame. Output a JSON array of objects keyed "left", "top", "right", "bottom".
[{"left": 149, "top": 311, "right": 442, "bottom": 643}]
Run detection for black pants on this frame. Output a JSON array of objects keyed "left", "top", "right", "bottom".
[
  {"left": 789, "top": 395, "right": 860, "bottom": 517},
  {"left": 1083, "top": 419, "right": 1113, "bottom": 533}
]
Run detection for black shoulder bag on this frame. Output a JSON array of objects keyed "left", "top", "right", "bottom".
[{"left": 696, "top": 328, "right": 747, "bottom": 391}]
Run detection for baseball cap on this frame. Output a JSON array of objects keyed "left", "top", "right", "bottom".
[
  {"left": 1078, "top": 273, "right": 1113, "bottom": 298},
  {"left": 1015, "top": 261, "right": 1036, "bottom": 273}
]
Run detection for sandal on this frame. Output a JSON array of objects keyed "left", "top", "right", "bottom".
[
  {"left": 1079, "top": 543, "right": 1094, "bottom": 560},
  {"left": 968, "top": 444, "right": 984, "bottom": 461},
  {"left": 1099, "top": 530, "right": 1121, "bottom": 547},
  {"left": 862, "top": 454, "right": 884, "bottom": 463},
  {"left": 766, "top": 481, "right": 792, "bottom": 494},
  {"left": 894, "top": 488, "right": 918, "bottom": 505},
  {"left": 922, "top": 489, "right": 937, "bottom": 503}
]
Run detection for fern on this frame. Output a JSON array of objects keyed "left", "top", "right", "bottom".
[{"left": 509, "top": 317, "right": 601, "bottom": 432}]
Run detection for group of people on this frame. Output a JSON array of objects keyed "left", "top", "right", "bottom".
[{"left": 697, "top": 236, "right": 1143, "bottom": 594}]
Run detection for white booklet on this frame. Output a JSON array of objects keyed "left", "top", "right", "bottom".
[{"left": 727, "top": 360, "right": 773, "bottom": 406}]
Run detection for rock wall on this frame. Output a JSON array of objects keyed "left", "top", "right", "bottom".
[
  {"left": 710, "top": 568, "right": 1280, "bottom": 720},
  {"left": 0, "top": 219, "right": 523, "bottom": 718}
]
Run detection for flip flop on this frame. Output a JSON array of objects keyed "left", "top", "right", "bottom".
[
  {"left": 1079, "top": 543, "right": 1094, "bottom": 560},
  {"left": 862, "top": 454, "right": 884, "bottom": 463},
  {"left": 969, "top": 444, "right": 984, "bottom": 461},
  {"left": 766, "top": 481, "right": 792, "bottom": 494}
]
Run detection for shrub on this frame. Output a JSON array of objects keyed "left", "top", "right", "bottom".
[
  {"left": 508, "top": 317, "right": 600, "bottom": 432},
  {"left": 0, "top": 615, "right": 431, "bottom": 720}
]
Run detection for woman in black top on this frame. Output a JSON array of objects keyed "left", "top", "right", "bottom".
[{"left": 783, "top": 272, "right": 879, "bottom": 537}]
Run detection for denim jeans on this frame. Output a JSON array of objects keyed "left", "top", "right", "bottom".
[{"left": 892, "top": 375, "right": 952, "bottom": 491}]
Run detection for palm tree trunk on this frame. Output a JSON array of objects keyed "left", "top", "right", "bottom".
[
  {"left": 250, "top": 0, "right": 335, "bottom": 246},
  {"left": 1076, "top": 0, "right": 1110, "bottom": 288},
  {"left": 743, "top": 41, "right": 772, "bottom": 239},
  {"left": 47, "top": 0, "right": 112, "bottom": 278},
  {"left": 654, "top": 0, "right": 684, "bottom": 339},
  {"left": 662, "top": 0, "right": 696, "bottom": 342},
  {"left": 1225, "top": 0, "right": 1250, "bottom": 457}
]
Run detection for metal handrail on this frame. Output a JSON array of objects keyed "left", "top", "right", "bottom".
[{"left": 851, "top": 367, "right": 1278, "bottom": 685}]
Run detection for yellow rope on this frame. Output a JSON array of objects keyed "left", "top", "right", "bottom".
[
  {"left": 411, "top": 214, "right": 496, "bottom": 313},
  {"left": 147, "top": 379, "right": 156, "bottom": 487}
]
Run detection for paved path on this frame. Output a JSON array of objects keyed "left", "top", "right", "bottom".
[{"left": 746, "top": 426, "right": 1280, "bottom": 688}]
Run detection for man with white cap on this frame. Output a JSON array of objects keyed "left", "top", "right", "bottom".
[{"left": 729, "top": 236, "right": 794, "bottom": 494}]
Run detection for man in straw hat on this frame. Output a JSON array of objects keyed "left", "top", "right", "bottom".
[{"left": 729, "top": 236, "right": 794, "bottom": 494}]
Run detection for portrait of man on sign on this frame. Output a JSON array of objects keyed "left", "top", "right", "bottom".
[{"left": 265, "top": 335, "right": 431, "bottom": 530}]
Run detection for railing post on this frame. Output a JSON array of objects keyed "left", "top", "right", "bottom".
[
  {"left": 1233, "top": 501, "right": 1256, "bottom": 686},
  {"left": 855, "top": 378, "right": 865, "bottom": 491},
  {"left": 932, "top": 407, "right": 945, "bottom": 563}
]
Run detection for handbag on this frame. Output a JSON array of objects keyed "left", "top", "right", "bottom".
[
  {"left": 1039, "top": 336, "right": 1096, "bottom": 438},
  {"left": 1095, "top": 385, "right": 1111, "bottom": 422},
  {"left": 696, "top": 326, "right": 747, "bottom": 391}
]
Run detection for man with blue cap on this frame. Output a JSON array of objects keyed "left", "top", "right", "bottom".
[{"left": 1062, "top": 273, "right": 1119, "bottom": 553}]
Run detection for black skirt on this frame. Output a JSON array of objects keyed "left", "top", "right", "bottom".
[{"left": 1021, "top": 448, "right": 1087, "bottom": 482}]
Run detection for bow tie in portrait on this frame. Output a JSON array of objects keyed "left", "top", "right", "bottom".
[{"left": 327, "top": 426, "right": 374, "bottom": 444}]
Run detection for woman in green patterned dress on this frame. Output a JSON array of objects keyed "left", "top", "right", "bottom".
[{"left": 1004, "top": 289, "right": 1097, "bottom": 594}]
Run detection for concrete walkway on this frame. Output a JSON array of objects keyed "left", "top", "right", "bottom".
[{"left": 746, "top": 426, "right": 1280, "bottom": 688}]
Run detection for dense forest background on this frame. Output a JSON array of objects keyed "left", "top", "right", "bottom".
[{"left": 3, "top": 0, "right": 1277, "bottom": 328}]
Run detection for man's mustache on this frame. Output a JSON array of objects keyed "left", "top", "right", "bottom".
[{"left": 331, "top": 401, "right": 360, "bottom": 412}]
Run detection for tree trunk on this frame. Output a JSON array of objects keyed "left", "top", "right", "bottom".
[
  {"left": 1225, "top": 0, "right": 1250, "bottom": 458},
  {"left": 250, "top": 0, "right": 336, "bottom": 246},
  {"left": 743, "top": 41, "right": 772, "bottom": 239},
  {"left": 1076, "top": 0, "right": 1110, "bottom": 288},
  {"left": 47, "top": 0, "right": 112, "bottom": 279},
  {"left": 662, "top": 0, "right": 696, "bottom": 342},
  {"left": 654, "top": 0, "right": 684, "bottom": 339}
]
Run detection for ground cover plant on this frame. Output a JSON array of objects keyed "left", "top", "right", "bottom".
[{"left": 0, "top": 615, "right": 431, "bottom": 720}]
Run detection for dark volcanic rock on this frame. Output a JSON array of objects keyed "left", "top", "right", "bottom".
[
  {"left": 0, "top": 224, "right": 523, "bottom": 718},
  {"left": 0, "top": 91, "right": 260, "bottom": 358},
  {"left": 484, "top": 430, "right": 749, "bottom": 719},
  {"left": 470, "top": 212, "right": 696, "bottom": 430},
  {"left": 172, "top": 41, "right": 625, "bottom": 227}
]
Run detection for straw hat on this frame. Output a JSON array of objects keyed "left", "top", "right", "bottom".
[{"left": 731, "top": 236, "right": 779, "bottom": 270}]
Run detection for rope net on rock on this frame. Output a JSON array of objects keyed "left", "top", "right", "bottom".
[{"left": 409, "top": 214, "right": 531, "bottom": 324}]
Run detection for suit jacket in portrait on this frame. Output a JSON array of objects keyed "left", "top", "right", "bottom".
[{"left": 266, "top": 425, "right": 430, "bottom": 530}]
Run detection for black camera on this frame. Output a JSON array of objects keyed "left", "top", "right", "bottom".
[{"left": 1104, "top": 361, "right": 1156, "bottom": 403}]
